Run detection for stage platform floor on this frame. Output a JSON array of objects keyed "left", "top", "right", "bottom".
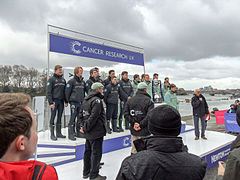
[
  {"left": 55, "top": 129, "right": 236, "bottom": 180},
  {"left": 34, "top": 125, "right": 236, "bottom": 179}
]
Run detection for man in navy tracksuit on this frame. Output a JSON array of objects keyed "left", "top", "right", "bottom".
[
  {"left": 104, "top": 76, "right": 120, "bottom": 134},
  {"left": 86, "top": 68, "right": 101, "bottom": 94},
  {"left": 46, "top": 65, "right": 67, "bottom": 141},
  {"left": 65, "top": 66, "right": 87, "bottom": 141},
  {"left": 103, "top": 70, "right": 115, "bottom": 88},
  {"left": 119, "top": 71, "right": 133, "bottom": 131}
]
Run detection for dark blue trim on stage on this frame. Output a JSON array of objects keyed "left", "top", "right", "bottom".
[
  {"left": 38, "top": 144, "right": 75, "bottom": 149},
  {"left": 51, "top": 158, "right": 76, "bottom": 167},
  {"left": 37, "top": 152, "right": 75, "bottom": 158}
]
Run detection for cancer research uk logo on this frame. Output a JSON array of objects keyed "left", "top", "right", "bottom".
[
  {"left": 71, "top": 41, "right": 81, "bottom": 54},
  {"left": 123, "top": 137, "right": 131, "bottom": 147}
]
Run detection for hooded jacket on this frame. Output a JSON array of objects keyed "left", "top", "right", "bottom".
[
  {"left": 46, "top": 73, "right": 66, "bottom": 105},
  {"left": 65, "top": 75, "right": 86, "bottom": 103},
  {"left": 0, "top": 160, "right": 58, "bottom": 180},
  {"left": 124, "top": 91, "right": 154, "bottom": 136},
  {"left": 116, "top": 136, "right": 206, "bottom": 180},
  {"left": 79, "top": 90, "right": 106, "bottom": 140}
]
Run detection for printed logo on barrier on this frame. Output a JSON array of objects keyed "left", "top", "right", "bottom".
[
  {"left": 123, "top": 137, "right": 131, "bottom": 147},
  {"left": 71, "top": 41, "right": 81, "bottom": 54},
  {"left": 211, "top": 148, "right": 230, "bottom": 164}
]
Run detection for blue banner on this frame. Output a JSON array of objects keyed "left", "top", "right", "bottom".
[
  {"left": 202, "top": 144, "right": 231, "bottom": 169},
  {"left": 49, "top": 33, "right": 144, "bottom": 66},
  {"left": 224, "top": 113, "right": 240, "bottom": 132}
]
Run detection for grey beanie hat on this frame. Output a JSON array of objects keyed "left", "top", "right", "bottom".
[
  {"left": 91, "top": 82, "right": 104, "bottom": 90},
  {"left": 137, "top": 82, "right": 147, "bottom": 89}
]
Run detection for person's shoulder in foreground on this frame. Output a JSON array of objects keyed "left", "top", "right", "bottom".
[
  {"left": 0, "top": 93, "right": 58, "bottom": 180},
  {"left": 116, "top": 104, "right": 206, "bottom": 180}
]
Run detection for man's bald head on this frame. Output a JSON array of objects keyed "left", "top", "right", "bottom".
[{"left": 194, "top": 89, "right": 200, "bottom": 96}]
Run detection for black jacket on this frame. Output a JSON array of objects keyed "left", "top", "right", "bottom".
[
  {"left": 124, "top": 91, "right": 154, "bottom": 136},
  {"left": 104, "top": 83, "right": 120, "bottom": 105},
  {"left": 46, "top": 73, "right": 66, "bottom": 105},
  {"left": 85, "top": 76, "right": 98, "bottom": 94},
  {"left": 65, "top": 75, "right": 86, "bottom": 103},
  {"left": 191, "top": 94, "right": 209, "bottom": 117},
  {"left": 119, "top": 78, "right": 133, "bottom": 102},
  {"left": 103, "top": 76, "right": 111, "bottom": 87},
  {"left": 79, "top": 90, "right": 106, "bottom": 140},
  {"left": 116, "top": 136, "right": 207, "bottom": 180}
]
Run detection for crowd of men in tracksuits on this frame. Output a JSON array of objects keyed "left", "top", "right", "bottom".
[
  {"left": 46, "top": 65, "right": 180, "bottom": 140},
  {"left": 46, "top": 64, "right": 181, "bottom": 180}
]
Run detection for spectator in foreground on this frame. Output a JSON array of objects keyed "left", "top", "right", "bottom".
[
  {"left": 117, "top": 104, "right": 207, "bottom": 180},
  {"left": 0, "top": 93, "right": 58, "bottom": 180}
]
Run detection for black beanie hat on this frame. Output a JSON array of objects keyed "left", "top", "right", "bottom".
[{"left": 148, "top": 104, "right": 182, "bottom": 136}]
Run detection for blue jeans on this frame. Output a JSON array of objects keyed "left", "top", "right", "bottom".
[
  {"left": 68, "top": 102, "right": 81, "bottom": 125},
  {"left": 50, "top": 99, "right": 64, "bottom": 125},
  {"left": 193, "top": 115, "right": 206, "bottom": 137}
]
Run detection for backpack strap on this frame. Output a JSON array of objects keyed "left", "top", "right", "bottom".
[{"left": 32, "top": 163, "right": 47, "bottom": 180}]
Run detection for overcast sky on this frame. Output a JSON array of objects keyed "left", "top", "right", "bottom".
[{"left": 0, "top": 0, "right": 240, "bottom": 90}]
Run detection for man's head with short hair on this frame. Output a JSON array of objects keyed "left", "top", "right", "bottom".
[
  {"left": 90, "top": 68, "right": 98, "bottom": 79},
  {"left": 153, "top": 73, "right": 158, "bottom": 80},
  {"left": 235, "top": 100, "right": 239, "bottom": 106},
  {"left": 170, "top": 83, "right": 177, "bottom": 92},
  {"left": 144, "top": 74, "right": 150, "bottom": 82},
  {"left": 141, "top": 74, "right": 145, "bottom": 81},
  {"left": 74, "top": 66, "right": 83, "bottom": 77},
  {"left": 165, "top": 77, "right": 169, "bottom": 82},
  {"left": 94, "top": 67, "right": 100, "bottom": 76},
  {"left": 109, "top": 70, "right": 115, "bottom": 77},
  {"left": 54, "top": 65, "right": 63, "bottom": 75},
  {"left": 0, "top": 93, "right": 38, "bottom": 162},
  {"left": 121, "top": 71, "right": 128, "bottom": 80},
  {"left": 111, "top": 76, "right": 117, "bottom": 85}
]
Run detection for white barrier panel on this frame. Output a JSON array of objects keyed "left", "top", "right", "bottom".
[{"left": 33, "top": 96, "right": 45, "bottom": 131}]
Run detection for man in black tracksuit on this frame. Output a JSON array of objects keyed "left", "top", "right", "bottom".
[
  {"left": 103, "top": 70, "right": 115, "bottom": 88},
  {"left": 46, "top": 65, "right": 67, "bottom": 141},
  {"left": 65, "top": 67, "right": 87, "bottom": 141},
  {"left": 191, "top": 89, "right": 209, "bottom": 140},
  {"left": 124, "top": 82, "right": 154, "bottom": 154},
  {"left": 119, "top": 71, "right": 133, "bottom": 131},
  {"left": 117, "top": 105, "right": 207, "bottom": 180},
  {"left": 79, "top": 82, "right": 106, "bottom": 180},
  {"left": 104, "top": 76, "right": 120, "bottom": 134},
  {"left": 86, "top": 68, "right": 99, "bottom": 94}
]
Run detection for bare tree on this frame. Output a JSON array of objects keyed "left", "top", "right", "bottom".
[
  {"left": 12, "top": 65, "right": 28, "bottom": 88},
  {"left": 0, "top": 65, "right": 12, "bottom": 87},
  {"left": 26, "top": 67, "right": 39, "bottom": 89}
]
